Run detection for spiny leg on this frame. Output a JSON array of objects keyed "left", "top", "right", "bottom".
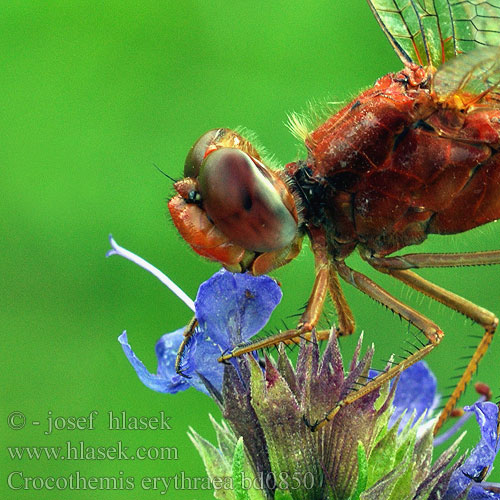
[
  {"left": 281, "top": 329, "right": 332, "bottom": 345},
  {"left": 309, "top": 260, "right": 443, "bottom": 432},
  {"left": 363, "top": 249, "right": 500, "bottom": 270},
  {"left": 366, "top": 253, "right": 498, "bottom": 434},
  {"left": 328, "top": 266, "right": 356, "bottom": 337},
  {"left": 385, "top": 270, "right": 496, "bottom": 434},
  {"left": 218, "top": 229, "right": 359, "bottom": 361},
  {"left": 218, "top": 251, "right": 330, "bottom": 361},
  {"left": 280, "top": 268, "right": 355, "bottom": 346},
  {"left": 175, "top": 316, "right": 198, "bottom": 376},
  {"left": 176, "top": 311, "right": 330, "bottom": 369}
]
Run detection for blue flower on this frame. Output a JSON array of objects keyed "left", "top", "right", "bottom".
[
  {"left": 118, "top": 269, "right": 281, "bottom": 396},
  {"left": 444, "top": 401, "right": 500, "bottom": 500},
  {"left": 391, "top": 361, "right": 500, "bottom": 498},
  {"left": 385, "top": 361, "right": 439, "bottom": 432}
]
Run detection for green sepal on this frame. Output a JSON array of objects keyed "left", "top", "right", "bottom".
[
  {"left": 232, "top": 437, "right": 251, "bottom": 500},
  {"left": 350, "top": 441, "right": 368, "bottom": 500},
  {"left": 366, "top": 411, "right": 400, "bottom": 488},
  {"left": 210, "top": 413, "right": 238, "bottom": 458},
  {"left": 274, "top": 492, "right": 294, "bottom": 500},
  {"left": 188, "top": 426, "right": 234, "bottom": 500}
]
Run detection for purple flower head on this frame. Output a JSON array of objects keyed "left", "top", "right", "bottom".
[{"left": 107, "top": 236, "right": 281, "bottom": 396}]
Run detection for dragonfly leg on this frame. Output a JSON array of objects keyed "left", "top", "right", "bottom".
[
  {"left": 328, "top": 266, "right": 356, "bottom": 337},
  {"left": 309, "top": 260, "right": 442, "bottom": 432},
  {"left": 218, "top": 237, "right": 334, "bottom": 361},
  {"left": 362, "top": 249, "right": 500, "bottom": 270},
  {"left": 175, "top": 316, "right": 198, "bottom": 376},
  {"left": 366, "top": 253, "right": 498, "bottom": 434},
  {"left": 284, "top": 267, "right": 356, "bottom": 346}
]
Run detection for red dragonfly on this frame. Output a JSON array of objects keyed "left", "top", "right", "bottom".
[{"left": 168, "top": 0, "right": 500, "bottom": 433}]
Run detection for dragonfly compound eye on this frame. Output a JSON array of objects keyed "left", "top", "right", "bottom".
[
  {"left": 198, "top": 148, "right": 298, "bottom": 253},
  {"left": 184, "top": 129, "right": 230, "bottom": 178}
]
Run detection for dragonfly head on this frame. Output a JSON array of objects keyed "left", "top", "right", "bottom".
[{"left": 168, "top": 129, "right": 303, "bottom": 274}]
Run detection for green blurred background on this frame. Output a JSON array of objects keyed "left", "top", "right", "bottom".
[{"left": 2, "top": 0, "right": 499, "bottom": 498}]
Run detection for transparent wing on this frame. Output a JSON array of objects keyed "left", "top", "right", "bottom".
[
  {"left": 366, "top": 0, "right": 500, "bottom": 68},
  {"left": 433, "top": 45, "right": 500, "bottom": 102}
]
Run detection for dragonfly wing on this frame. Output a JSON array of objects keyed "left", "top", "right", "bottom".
[
  {"left": 433, "top": 46, "right": 500, "bottom": 102},
  {"left": 366, "top": 0, "right": 500, "bottom": 68}
]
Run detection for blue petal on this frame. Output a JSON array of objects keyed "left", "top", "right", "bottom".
[
  {"left": 444, "top": 401, "right": 499, "bottom": 500},
  {"left": 388, "top": 361, "right": 439, "bottom": 431},
  {"left": 194, "top": 269, "right": 282, "bottom": 351},
  {"left": 119, "top": 330, "right": 190, "bottom": 394},
  {"left": 467, "top": 484, "right": 500, "bottom": 500},
  {"left": 174, "top": 328, "right": 224, "bottom": 394}
]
